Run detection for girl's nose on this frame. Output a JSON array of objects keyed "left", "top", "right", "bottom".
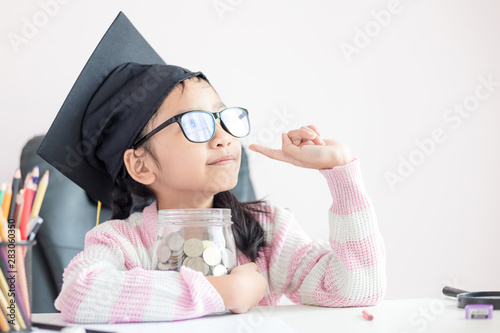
[{"left": 210, "top": 120, "right": 232, "bottom": 147}]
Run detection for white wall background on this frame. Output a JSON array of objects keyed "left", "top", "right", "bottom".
[{"left": 1, "top": 0, "right": 499, "bottom": 301}]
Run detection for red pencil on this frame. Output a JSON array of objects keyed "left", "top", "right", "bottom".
[{"left": 19, "top": 179, "right": 36, "bottom": 240}]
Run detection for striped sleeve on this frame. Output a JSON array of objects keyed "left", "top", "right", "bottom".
[
  {"left": 251, "top": 157, "right": 386, "bottom": 307},
  {"left": 54, "top": 215, "right": 225, "bottom": 324}
]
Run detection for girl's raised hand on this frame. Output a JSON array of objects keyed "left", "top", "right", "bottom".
[{"left": 248, "top": 125, "right": 353, "bottom": 169}]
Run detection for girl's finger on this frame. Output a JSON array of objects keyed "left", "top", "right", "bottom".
[
  {"left": 288, "top": 128, "right": 325, "bottom": 146},
  {"left": 287, "top": 128, "right": 316, "bottom": 143},
  {"left": 248, "top": 142, "right": 295, "bottom": 164},
  {"left": 311, "top": 135, "right": 326, "bottom": 146},
  {"left": 302, "top": 125, "right": 325, "bottom": 145},
  {"left": 305, "top": 125, "right": 322, "bottom": 137}
]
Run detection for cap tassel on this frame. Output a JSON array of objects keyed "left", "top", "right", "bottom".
[{"left": 96, "top": 201, "right": 102, "bottom": 226}]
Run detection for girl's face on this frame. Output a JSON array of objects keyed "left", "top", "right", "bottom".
[{"left": 138, "top": 78, "right": 242, "bottom": 209}]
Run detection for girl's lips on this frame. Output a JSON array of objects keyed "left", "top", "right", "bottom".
[
  {"left": 208, "top": 155, "right": 236, "bottom": 165},
  {"left": 209, "top": 158, "right": 235, "bottom": 165}
]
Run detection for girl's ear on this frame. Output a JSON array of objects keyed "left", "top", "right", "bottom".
[{"left": 123, "top": 148, "right": 156, "bottom": 185}]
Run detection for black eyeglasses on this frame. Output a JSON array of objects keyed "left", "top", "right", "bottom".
[{"left": 132, "top": 107, "right": 250, "bottom": 148}]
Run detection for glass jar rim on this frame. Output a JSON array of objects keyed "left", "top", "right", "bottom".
[{"left": 158, "top": 208, "right": 232, "bottom": 226}]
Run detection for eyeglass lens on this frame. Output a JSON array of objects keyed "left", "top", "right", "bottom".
[{"left": 180, "top": 108, "right": 249, "bottom": 142}]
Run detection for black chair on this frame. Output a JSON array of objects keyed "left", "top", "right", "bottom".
[{"left": 21, "top": 135, "right": 256, "bottom": 313}]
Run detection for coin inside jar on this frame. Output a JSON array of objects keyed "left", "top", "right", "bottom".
[
  {"left": 189, "top": 257, "right": 210, "bottom": 275},
  {"left": 157, "top": 262, "right": 170, "bottom": 271},
  {"left": 182, "top": 256, "right": 192, "bottom": 267},
  {"left": 157, "top": 245, "right": 172, "bottom": 263},
  {"left": 167, "top": 232, "right": 185, "bottom": 251},
  {"left": 212, "top": 264, "right": 228, "bottom": 276},
  {"left": 202, "top": 245, "right": 221, "bottom": 266},
  {"left": 221, "top": 248, "right": 235, "bottom": 269},
  {"left": 184, "top": 238, "right": 204, "bottom": 257},
  {"left": 202, "top": 240, "right": 215, "bottom": 249}
]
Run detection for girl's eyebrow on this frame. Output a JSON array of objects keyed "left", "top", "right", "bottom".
[{"left": 176, "top": 101, "right": 226, "bottom": 114}]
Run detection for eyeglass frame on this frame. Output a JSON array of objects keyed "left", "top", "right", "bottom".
[{"left": 131, "top": 107, "right": 250, "bottom": 149}]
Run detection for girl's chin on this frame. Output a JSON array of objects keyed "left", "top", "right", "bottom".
[{"left": 216, "top": 178, "right": 239, "bottom": 195}]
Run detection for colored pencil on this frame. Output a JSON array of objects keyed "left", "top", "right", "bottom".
[
  {"left": 14, "top": 233, "right": 31, "bottom": 318},
  {"left": 28, "top": 218, "right": 43, "bottom": 241},
  {"left": 30, "top": 170, "right": 48, "bottom": 218},
  {"left": 0, "top": 303, "right": 11, "bottom": 332},
  {"left": 0, "top": 247, "right": 27, "bottom": 330},
  {"left": 31, "top": 166, "right": 39, "bottom": 185},
  {"left": 1, "top": 183, "right": 11, "bottom": 220},
  {"left": 0, "top": 289, "right": 21, "bottom": 331},
  {"left": 8, "top": 169, "right": 21, "bottom": 222},
  {"left": 0, "top": 166, "right": 52, "bottom": 331},
  {"left": 24, "top": 173, "right": 31, "bottom": 187},
  {"left": 26, "top": 218, "right": 39, "bottom": 239},
  {"left": 14, "top": 190, "right": 24, "bottom": 229},
  {"left": 19, "top": 179, "right": 36, "bottom": 240},
  {"left": 30, "top": 166, "right": 39, "bottom": 204},
  {"left": 0, "top": 214, "right": 6, "bottom": 242},
  {"left": 0, "top": 183, "right": 5, "bottom": 209}
]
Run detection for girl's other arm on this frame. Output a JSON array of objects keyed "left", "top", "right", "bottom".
[
  {"left": 255, "top": 159, "right": 386, "bottom": 307},
  {"left": 248, "top": 125, "right": 386, "bottom": 307}
]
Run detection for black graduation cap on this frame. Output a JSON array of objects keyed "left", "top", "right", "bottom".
[{"left": 37, "top": 12, "right": 206, "bottom": 208}]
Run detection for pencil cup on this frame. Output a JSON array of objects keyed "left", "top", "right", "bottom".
[
  {"left": 152, "top": 209, "right": 238, "bottom": 276},
  {"left": 0, "top": 239, "right": 36, "bottom": 332}
]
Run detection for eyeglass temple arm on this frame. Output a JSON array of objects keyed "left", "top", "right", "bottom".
[{"left": 131, "top": 116, "right": 180, "bottom": 149}]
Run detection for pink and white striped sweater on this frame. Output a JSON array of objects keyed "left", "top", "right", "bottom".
[{"left": 54, "top": 158, "right": 386, "bottom": 323}]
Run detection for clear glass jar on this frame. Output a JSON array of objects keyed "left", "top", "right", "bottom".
[{"left": 152, "top": 209, "right": 237, "bottom": 276}]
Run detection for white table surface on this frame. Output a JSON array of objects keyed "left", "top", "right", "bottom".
[{"left": 32, "top": 298, "right": 500, "bottom": 333}]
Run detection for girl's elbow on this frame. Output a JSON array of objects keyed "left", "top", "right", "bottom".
[
  {"left": 328, "top": 275, "right": 387, "bottom": 307},
  {"left": 357, "top": 276, "right": 387, "bottom": 306},
  {"left": 55, "top": 270, "right": 109, "bottom": 323},
  {"left": 54, "top": 289, "right": 80, "bottom": 323}
]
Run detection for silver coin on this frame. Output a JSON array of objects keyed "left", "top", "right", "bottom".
[
  {"left": 221, "top": 248, "right": 235, "bottom": 269},
  {"left": 170, "top": 248, "right": 184, "bottom": 257},
  {"left": 157, "top": 245, "right": 172, "bottom": 263},
  {"left": 167, "top": 232, "right": 185, "bottom": 251},
  {"left": 157, "top": 262, "right": 170, "bottom": 271},
  {"left": 182, "top": 256, "right": 192, "bottom": 267},
  {"left": 202, "top": 240, "right": 216, "bottom": 249},
  {"left": 187, "top": 256, "right": 203, "bottom": 267},
  {"left": 202, "top": 246, "right": 222, "bottom": 266},
  {"left": 189, "top": 257, "right": 210, "bottom": 275},
  {"left": 212, "top": 264, "right": 228, "bottom": 276},
  {"left": 184, "top": 238, "right": 204, "bottom": 257}
]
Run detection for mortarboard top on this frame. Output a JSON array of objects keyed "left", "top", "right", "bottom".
[{"left": 37, "top": 12, "right": 206, "bottom": 208}]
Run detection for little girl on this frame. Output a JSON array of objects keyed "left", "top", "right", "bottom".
[{"left": 39, "top": 13, "right": 386, "bottom": 325}]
